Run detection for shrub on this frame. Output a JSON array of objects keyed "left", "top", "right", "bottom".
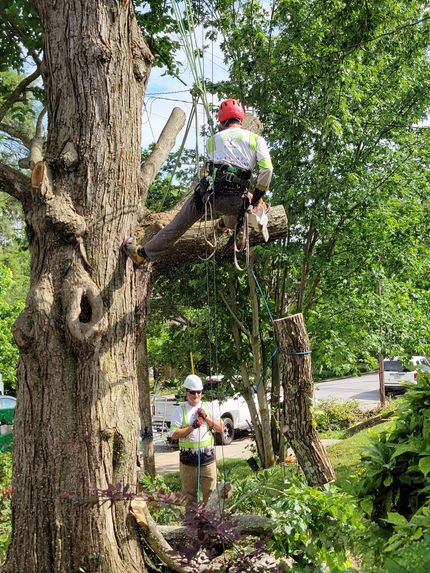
[
  {"left": 0, "top": 451, "right": 12, "bottom": 564},
  {"left": 313, "top": 399, "right": 367, "bottom": 432},
  {"left": 357, "top": 373, "right": 430, "bottom": 521},
  {"left": 229, "top": 466, "right": 362, "bottom": 571}
]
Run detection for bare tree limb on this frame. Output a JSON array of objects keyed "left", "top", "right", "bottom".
[
  {"left": 140, "top": 107, "right": 186, "bottom": 203},
  {"left": 0, "top": 161, "right": 31, "bottom": 202},
  {"left": 130, "top": 499, "right": 194, "bottom": 573},
  {"left": 0, "top": 68, "right": 41, "bottom": 123},
  {"left": 136, "top": 204, "right": 288, "bottom": 271},
  {"left": 35, "top": 107, "right": 47, "bottom": 138}
]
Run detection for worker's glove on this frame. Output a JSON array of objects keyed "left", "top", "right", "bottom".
[
  {"left": 192, "top": 416, "right": 204, "bottom": 429},
  {"left": 197, "top": 407, "right": 207, "bottom": 420}
]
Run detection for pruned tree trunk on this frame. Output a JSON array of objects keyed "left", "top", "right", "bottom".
[{"left": 273, "top": 313, "right": 335, "bottom": 486}]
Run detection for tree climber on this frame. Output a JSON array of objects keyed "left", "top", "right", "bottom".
[
  {"left": 123, "top": 98, "right": 273, "bottom": 264},
  {"left": 169, "top": 374, "right": 224, "bottom": 506}
]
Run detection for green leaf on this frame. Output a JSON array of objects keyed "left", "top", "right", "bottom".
[
  {"left": 418, "top": 457, "right": 430, "bottom": 476},
  {"left": 385, "top": 512, "right": 409, "bottom": 526}
]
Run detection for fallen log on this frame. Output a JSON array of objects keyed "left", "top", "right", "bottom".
[
  {"left": 130, "top": 499, "right": 195, "bottom": 573},
  {"left": 158, "top": 513, "right": 273, "bottom": 545}
]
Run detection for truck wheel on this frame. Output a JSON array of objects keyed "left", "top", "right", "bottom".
[{"left": 218, "top": 416, "right": 234, "bottom": 446}]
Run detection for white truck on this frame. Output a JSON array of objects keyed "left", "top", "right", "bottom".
[
  {"left": 152, "top": 376, "right": 254, "bottom": 445},
  {"left": 384, "top": 356, "right": 430, "bottom": 393}
]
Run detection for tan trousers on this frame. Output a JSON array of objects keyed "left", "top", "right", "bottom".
[{"left": 180, "top": 461, "right": 217, "bottom": 507}]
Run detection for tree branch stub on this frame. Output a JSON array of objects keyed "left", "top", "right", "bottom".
[{"left": 140, "top": 107, "right": 186, "bottom": 204}]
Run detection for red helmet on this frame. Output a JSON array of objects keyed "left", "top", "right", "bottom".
[{"left": 218, "top": 99, "right": 245, "bottom": 124}]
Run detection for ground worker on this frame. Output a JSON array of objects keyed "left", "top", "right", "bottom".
[
  {"left": 123, "top": 98, "right": 273, "bottom": 264},
  {"left": 169, "top": 374, "right": 224, "bottom": 507}
]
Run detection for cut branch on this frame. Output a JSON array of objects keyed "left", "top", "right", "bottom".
[
  {"left": 130, "top": 499, "right": 194, "bottom": 573},
  {"left": 140, "top": 107, "right": 186, "bottom": 203},
  {"left": 159, "top": 514, "right": 273, "bottom": 545},
  {"left": 137, "top": 204, "right": 288, "bottom": 271},
  {"left": 273, "top": 313, "right": 336, "bottom": 486}
]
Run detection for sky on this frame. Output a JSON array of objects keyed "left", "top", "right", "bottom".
[{"left": 141, "top": 32, "right": 229, "bottom": 154}]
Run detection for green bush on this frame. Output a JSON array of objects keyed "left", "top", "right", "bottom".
[
  {"left": 0, "top": 451, "right": 12, "bottom": 564},
  {"left": 313, "top": 398, "right": 368, "bottom": 432},
  {"left": 229, "top": 466, "right": 362, "bottom": 571},
  {"left": 357, "top": 373, "right": 430, "bottom": 521}
]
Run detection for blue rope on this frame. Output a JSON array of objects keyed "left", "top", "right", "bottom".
[
  {"left": 251, "top": 270, "right": 312, "bottom": 393},
  {"left": 251, "top": 269, "right": 274, "bottom": 324}
]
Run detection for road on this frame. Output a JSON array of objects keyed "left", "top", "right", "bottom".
[
  {"left": 314, "top": 372, "right": 380, "bottom": 409},
  {"left": 153, "top": 372, "right": 382, "bottom": 423}
]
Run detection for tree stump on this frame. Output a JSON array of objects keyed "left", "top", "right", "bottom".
[{"left": 273, "top": 314, "right": 336, "bottom": 486}]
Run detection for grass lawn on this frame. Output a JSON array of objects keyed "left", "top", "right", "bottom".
[{"left": 327, "top": 421, "right": 393, "bottom": 490}]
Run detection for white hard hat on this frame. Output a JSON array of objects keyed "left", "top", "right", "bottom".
[{"left": 183, "top": 374, "right": 203, "bottom": 391}]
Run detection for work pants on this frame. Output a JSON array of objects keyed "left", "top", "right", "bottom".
[
  {"left": 144, "top": 185, "right": 246, "bottom": 262},
  {"left": 180, "top": 460, "right": 217, "bottom": 507}
]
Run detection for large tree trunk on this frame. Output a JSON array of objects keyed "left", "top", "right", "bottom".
[
  {"left": 273, "top": 314, "right": 335, "bottom": 486},
  {"left": 4, "top": 3, "right": 153, "bottom": 572},
  {"left": 0, "top": 4, "right": 290, "bottom": 572}
]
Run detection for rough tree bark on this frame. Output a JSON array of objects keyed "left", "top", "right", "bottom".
[
  {"left": 273, "top": 313, "right": 336, "bottom": 486},
  {"left": 2, "top": 3, "right": 159, "bottom": 573},
  {"left": 0, "top": 3, "right": 289, "bottom": 572}
]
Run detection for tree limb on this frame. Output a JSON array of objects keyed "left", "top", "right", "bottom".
[
  {"left": 0, "top": 161, "right": 31, "bottom": 202},
  {"left": 140, "top": 106, "right": 186, "bottom": 204},
  {"left": 137, "top": 204, "right": 288, "bottom": 271},
  {"left": 220, "top": 291, "right": 252, "bottom": 339},
  {"left": 130, "top": 499, "right": 194, "bottom": 573},
  {"left": 0, "top": 68, "right": 41, "bottom": 123}
]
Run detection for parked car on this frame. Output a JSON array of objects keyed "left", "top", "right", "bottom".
[
  {"left": 0, "top": 395, "right": 16, "bottom": 425},
  {"left": 384, "top": 356, "right": 430, "bottom": 393}
]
